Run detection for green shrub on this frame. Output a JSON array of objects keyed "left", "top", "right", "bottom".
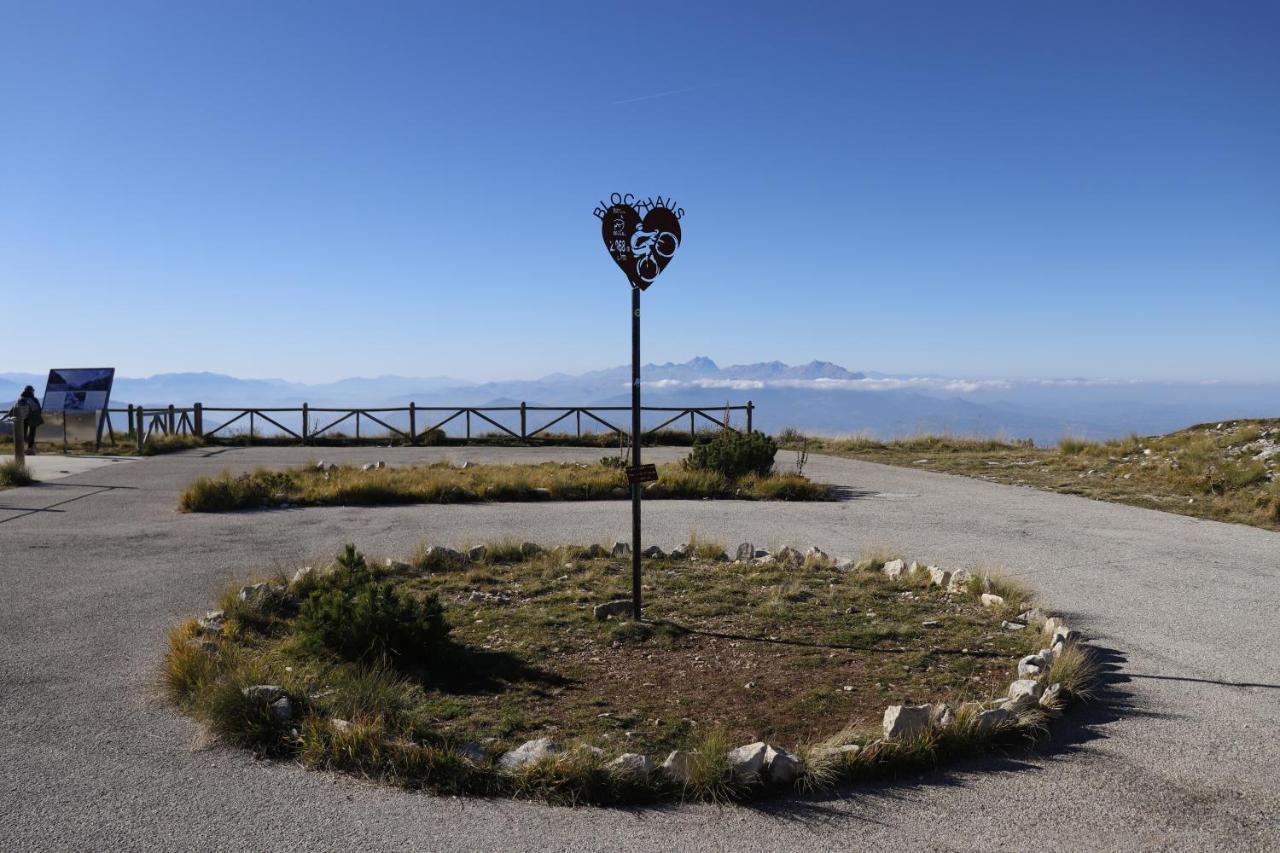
[
  {"left": 683, "top": 430, "right": 777, "bottom": 479},
  {"left": 295, "top": 545, "right": 449, "bottom": 668}
]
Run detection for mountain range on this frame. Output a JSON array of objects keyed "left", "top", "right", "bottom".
[{"left": 3, "top": 359, "right": 1277, "bottom": 445}]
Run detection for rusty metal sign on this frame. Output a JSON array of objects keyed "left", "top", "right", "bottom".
[
  {"left": 596, "top": 194, "right": 683, "bottom": 290},
  {"left": 625, "top": 463, "right": 659, "bottom": 485}
]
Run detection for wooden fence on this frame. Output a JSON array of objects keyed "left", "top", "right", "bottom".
[{"left": 99, "top": 401, "right": 755, "bottom": 449}]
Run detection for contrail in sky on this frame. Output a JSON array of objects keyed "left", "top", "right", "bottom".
[{"left": 610, "top": 80, "right": 736, "bottom": 105}]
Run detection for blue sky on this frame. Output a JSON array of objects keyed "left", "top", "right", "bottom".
[{"left": 2, "top": 1, "right": 1277, "bottom": 383}]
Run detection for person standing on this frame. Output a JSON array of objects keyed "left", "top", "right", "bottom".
[{"left": 9, "top": 386, "right": 43, "bottom": 454}]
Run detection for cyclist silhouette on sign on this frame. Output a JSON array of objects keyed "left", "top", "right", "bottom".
[{"left": 630, "top": 226, "right": 679, "bottom": 283}]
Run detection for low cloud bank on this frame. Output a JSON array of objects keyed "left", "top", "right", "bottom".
[{"left": 642, "top": 377, "right": 1012, "bottom": 393}]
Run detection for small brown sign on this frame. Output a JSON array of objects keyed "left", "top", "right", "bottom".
[{"left": 625, "top": 464, "right": 659, "bottom": 485}]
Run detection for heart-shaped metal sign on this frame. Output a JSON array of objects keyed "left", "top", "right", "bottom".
[{"left": 600, "top": 201, "right": 682, "bottom": 290}]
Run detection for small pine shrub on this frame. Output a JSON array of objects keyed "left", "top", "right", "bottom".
[
  {"left": 683, "top": 430, "right": 777, "bottom": 479},
  {"left": 295, "top": 545, "right": 448, "bottom": 668}
]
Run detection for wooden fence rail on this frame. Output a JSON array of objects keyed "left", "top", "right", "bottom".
[{"left": 95, "top": 401, "right": 755, "bottom": 450}]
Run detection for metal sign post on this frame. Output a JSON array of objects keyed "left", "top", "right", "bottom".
[
  {"left": 13, "top": 405, "right": 26, "bottom": 467},
  {"left": 596, "top": 193, "right": 684, "bottom": 622}
]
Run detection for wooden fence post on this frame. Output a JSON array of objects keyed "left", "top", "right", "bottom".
[
  {"left": 168, "top": 404, "right": 176, "bottom": 434},
  {"left": 466, "top": 410, "right": 471, "bottom": 440},
  {"left": 127, "top": 404, "right": 135, "bottom": 442},
  {"left": 301, "top": 403, "right": 309, "bottom": 444},
  {"left": 193, "top": 403, "right": 203, "bottom": 437},
  {"left": 249, "top": 411, "right": 255, "bottom": 442},
  {"left": 576, "top": 409, "right": 581, "bottom": 438},
  {"left": 409, "top": 402, "right": 416, "bottom": 445},
  {"left": 746, "top": 400, "right": 754, "bottom": 433},
  {"left": 520, "top": 402, "right": 527, "bottom": 440},
  {"left": 690, "top": 411, "right": 695, "bottom": 444},
  {"left": 136, "top": 405, "right": 146, "bottom": 450}
]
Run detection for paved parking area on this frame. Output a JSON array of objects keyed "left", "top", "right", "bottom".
[{"left": 1, "top": 446, "right": 1277, "bottom": 851}]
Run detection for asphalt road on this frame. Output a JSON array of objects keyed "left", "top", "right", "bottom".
[{"left": 2, "top": 446, "right": 1277, "bottom": 852}]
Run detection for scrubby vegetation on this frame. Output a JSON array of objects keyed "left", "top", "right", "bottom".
[
  {"left": 684, "top": 429, "right": 779, "bottom": 479},
  {"left": 164, "top": 542, "right": 1096, "bottom": 804},
  {"left": 0, "top": 460, "right": 34, "bottom": 489},
  {"left": 780, "top": 419, "right": 1280, "bottom": 530},
  {"left": 177, "top": 460, "right": 832, "bottom": 512}
]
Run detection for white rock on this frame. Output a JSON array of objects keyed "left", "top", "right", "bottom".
[
  {"left": 197, "top": 610, "right": 226, "bottom": 634},
  {"left": 735, "top": 542, "right": 755, "bottom": 561},
  {"left": 607, "top": 753, "right": 652, "bottom": 777},
  {"left": 611, "top": 541, "right": 631, "bottom": 557},
  {"left": 330, "top": 718, "right": 351, "bottom": 733},
  {"left": 593, "top": 599, "right": 634, "bottom": 621},
  {"left": 932, "top": 703, "right": 955, "bottom": 729},
  {"left": 908, "top": 561, "right": 923, "bottom": 575},
  {"left": 835, "top": 557, "right": 858, "bottom": 571},
  {"left": 661, "top": 750, "right": 691, "bottom": 783},
  {"left": 241, "top": 685, "right": 284, "bottom": 703},
  {"left": 238, "top": 582, "right": 269, "bottom": 603},
  {"left": 776, "top": 546, "right": 803, "bottom": 564},
  {"left": 422, "top": 545, "right": 465, "bottom": 567},
  {"left": 1052, "top": 625, "right": 1083, "bottom": 648},
  {"left": 1018, "top": 608, "right": 1046, "bottom": 624},
  {"left": 497, "top": 738, "right": 560, "bottom": 770},
  {"left": 882, "top": 558, "right": 907, "bottom": 579},
  {"left": 1038, "top": 646, "right": 1058, "bottom": 667},
  {"left": 726, "top": 741, "right": 768, "bottom": 781},
  {"left": 981, "top": 593, "right": 1006, "bottom": 608},
  {"left": 975, "top": 707, "right": 1015, "bottom": 733},
  {"left": 882, "top": 704, "right": 931, "bottom": 740},
  {"left": 1040, "top": 683, "right": 1063, "bottom": 708},
  {"left": 805, "top": 546, "right": 828, "bottom": 562},
  {"left": 1008, "top": 679, "right": 1045, "bottom": 703},
  {"left": 1001, "top": 620, "right": 1026, "bottom": 630},
  {"left": 764, "top": 745, "right": 799, "bottom": 785},
  {"left": 754, "top": 554, "right": 777, "bottom": 565},
  {"left": 466, "top": 545, "right": 487, "bottom": 562},
  {"left": 947, "top": 569, "right": 973, "bottom": 592},
  {"left": 928, "top": 566, "right": 951, "bottom": 587},
  {"left": 376, "top": 460, "right": 386, "bottom": 469},
  {"left": 669, "top": 544, "right": 690, "bottom": 559},
  {"left": 1018, "top": 654, "right": 1046, "bottom": 677},
  {"left": 384, "top": 558, "right": 411, "bottom": 571},
  {"left": 361, "top": 463, "right": 376, "bottom": 471},
  {"left": 1042, "top": 616, "right": 1064, "bottom": 637},
  {"left": 291, "top": 566, "right": 314, "bottom": 585}
]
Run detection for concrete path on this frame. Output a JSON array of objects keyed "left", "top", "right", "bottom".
[
  {"left": 13, "top": 452, "right": 136, "bottom": 482},
  {"left": 1, "top": 447, "right": 1277, "bottom": 851}
]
